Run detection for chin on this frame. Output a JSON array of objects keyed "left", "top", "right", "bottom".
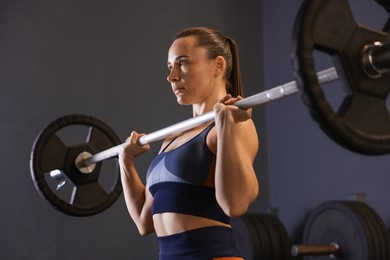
[{"left": 176, "top": 98, "right": 191, "bottom": 106}]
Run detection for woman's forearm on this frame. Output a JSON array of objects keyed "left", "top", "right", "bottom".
[
  {"left": 119, "top": 157, "right": 154, "bottom": 236},
  {"left": 214, "top": 117, "right": 259, "bottom": 217}
]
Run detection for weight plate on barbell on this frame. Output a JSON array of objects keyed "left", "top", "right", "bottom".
[
  {"left": 260, "top": 214, "right": 291, "bottom": 260},
  {"left": 343, "top": 202, "right": 378, "bottom": 259},
  {"left": 239, "top": 215, "right": 263, "bottom": 260},
  {"left": 231, "top": 216, "right": 255, "bottom": 260},
  {"left": 30, "top": 114, "right": 122, "bottom": 216},
  {"left": 302, "top": 200, "right": 389, "bottom": 260},
  {"left": 234, "top": 214, "right": 291, "bottom": 260},
  {"left": 347, "top": 201, "right": 390, "bottom": 260},
  {"left": 249, "top": 214, "right": 274, "bottom": 260},
  {"left": 292, "top": 0, "right": 390, "bottom": 155}
]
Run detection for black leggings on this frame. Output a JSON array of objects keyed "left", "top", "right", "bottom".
[{"left": 157, "top": 226, "right": 243, "bottom": 260}]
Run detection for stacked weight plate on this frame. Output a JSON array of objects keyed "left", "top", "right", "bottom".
[{"left": 232, "top": 213, "right": 291, "bottom": 260}]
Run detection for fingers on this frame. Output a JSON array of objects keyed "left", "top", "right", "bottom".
[
  {"left": 214, "top": 95, "right": 252, "bottom": 123},
  {"left": 219, "top": 94, "right": 244, "bottom": 106},
  {"left": 219, "top": 94, "right": 231, "bottom": 104},
  {"left": 121, "top": 131, "right": 150, "bottom": 161},
  {"left": 126, "top": 132, "right": 150, "bottom": 149},
  {"left": 218, "top": 94, "right": 236, "bottom": 105},
  {"left": 125, "top": 131, "right": 139, "bottom": 144}
]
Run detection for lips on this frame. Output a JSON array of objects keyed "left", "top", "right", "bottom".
[{"left": 173, "top": 86, "right": 185, "bottom": 94}]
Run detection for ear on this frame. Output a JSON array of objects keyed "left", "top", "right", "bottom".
[{"left": 214, "top": 56, "right": 226, "bottom": 76}]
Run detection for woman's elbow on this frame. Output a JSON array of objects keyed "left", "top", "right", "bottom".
[
  {"left": 136, "top": 223, "right": 155, "bottom": 236},
  {"left": 220, "top": 189, "right": 259, "bottom": 217},
  {"left": 216, "top": 195, "right": 251, "bottom": 217},
  {"left": 222, "top": 202, "right": 249, "bottom": 218},
  {"left": 138, "top": 227, "right": 154, "bottom": 236}
]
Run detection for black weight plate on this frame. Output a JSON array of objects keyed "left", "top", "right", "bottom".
[
  {"left": 256, "top": 215, "right": 279, "bottom": 260},
  {"left": 30, "top": 114, "right": 122, "bottom": 216},
  {"left": 231, "top": 216, "right": 254, "bottom": 260},
  {"left": 348, "top": 201, "right": 390, "bottom": 260},
  {"left": 243, "top": 214, "right": 269, "bottom": 260},
  {"left": 302, "top": 200, "right": 373, "bottom": 259},
  {"left": 241, "top": 214, "right": 262, "bottom": 260},
  {"left": 252, "top": 214, "right": 276, "bottom": 259},
  {"left": 341, "top": 202, "right": 378, "bottom": 259},
  {"left": 260, "top": 214, "right": 291, "bottom": 260},
  {"left": 238, "top": 214, "right": 291, "bottom": 260},
  {"left": 292, "top": 0, "right": 390, "bottom": 155},
  {"left": 250, "top": 215, "right": 273, "bottom": 260}
]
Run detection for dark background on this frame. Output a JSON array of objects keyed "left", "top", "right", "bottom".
[{"left": 0, "top": 0, "right": 388, "bottom": 259}]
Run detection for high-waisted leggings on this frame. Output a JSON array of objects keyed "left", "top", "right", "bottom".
[{"left": 157, "top": 226, "right": 244, "bottom": 260}]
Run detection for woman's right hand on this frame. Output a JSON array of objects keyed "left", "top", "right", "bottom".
[{"left": 119, "top": 131, "right": 150, "bottom": 162}]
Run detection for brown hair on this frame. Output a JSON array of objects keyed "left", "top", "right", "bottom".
[{"left": 174, "top": 27, "right": 243, "bottom": 97}]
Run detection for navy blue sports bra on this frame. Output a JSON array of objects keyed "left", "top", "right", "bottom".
[{"left": 146, "top": 122, "right": 229, "bottom": 224}]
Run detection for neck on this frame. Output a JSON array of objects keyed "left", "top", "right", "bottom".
[{"left": 192, "top": 85, "right": 227, "bottom": 117}]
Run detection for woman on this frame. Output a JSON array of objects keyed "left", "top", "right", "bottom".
[{"left": 119, "top": 27, "right": 259, "bottom": 260}]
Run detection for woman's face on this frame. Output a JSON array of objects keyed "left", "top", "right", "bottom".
[{"left": 167, "top": 36, "right": 219, "bottom": 105}]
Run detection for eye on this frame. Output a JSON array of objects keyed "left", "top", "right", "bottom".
[{"left": 179, "top": 59, "right": 188, "bottom": 66}]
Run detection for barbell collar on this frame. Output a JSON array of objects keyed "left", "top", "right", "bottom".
[
  {"left": 76, "top": 67, "right": 338, "bottom": 170},
  {"left": 361, "top": 41, "right": 390, "bottom": 78},
  {"left": 371, "top": 41, "right": 390, "bottom": 73},
  {"left": 75, "top": 151, "right": 96, "bottom": 174}
]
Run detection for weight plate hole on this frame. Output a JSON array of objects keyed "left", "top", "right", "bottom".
[
  {"left": 314, "top": 50, "right": 349, "bottom": 112},
  {"left": 45, "top": 169, "right": 76, "bottom": 203},
  {"left": 97, "top": 159, "right": 120, "bottom": 194},
  {"left": 56, "top": 125, "right": 91, "bottom": 146}
]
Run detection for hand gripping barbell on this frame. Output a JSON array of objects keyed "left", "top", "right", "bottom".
[{"left": 30, "top": 0, "right": 390, "bottom": 216}]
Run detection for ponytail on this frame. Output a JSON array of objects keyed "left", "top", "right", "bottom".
[{"left": 226, "top": 37, "right": 243, "bottom": 97}]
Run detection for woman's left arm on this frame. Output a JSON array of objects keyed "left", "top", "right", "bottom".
[{"left": 213, "top": 95, "right": 259, "bottom": 217}]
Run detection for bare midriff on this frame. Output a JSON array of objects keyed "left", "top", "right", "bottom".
[{"left": 153, "top": 212, "right": 231, "bottom": 237}]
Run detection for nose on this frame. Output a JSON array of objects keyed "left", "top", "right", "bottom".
[{"left": 167, "top": 67, "right": 179, "bottom": 83}]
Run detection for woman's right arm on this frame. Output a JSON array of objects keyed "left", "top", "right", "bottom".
[{"left": 118, "top": 131, "right": 155, "bottom": 236}]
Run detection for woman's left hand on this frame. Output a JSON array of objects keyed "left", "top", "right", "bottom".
[{"left": 213, "top": 94, "right": 252, "bottom": 123}]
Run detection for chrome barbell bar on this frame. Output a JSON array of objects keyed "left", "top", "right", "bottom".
[{"left": 76, "top": 66, "right": 338, "bottom": 171}]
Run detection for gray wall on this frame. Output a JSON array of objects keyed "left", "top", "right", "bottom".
[
  {"left": 0, "top": 0, "right": 266, "bottom": 259},
  {"left": 2, "top": 0, "right": 389, "bottom": 259},
  {"left": 263, "top": 0, "right": 390, "bottom": 243}
]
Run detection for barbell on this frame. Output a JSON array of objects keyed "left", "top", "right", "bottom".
[
  {"left": 30, "top": 0, "right": 390, "bottom": 216},
  {"left": 231, "top": 200, "right": 390, "bottom": 260}
]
